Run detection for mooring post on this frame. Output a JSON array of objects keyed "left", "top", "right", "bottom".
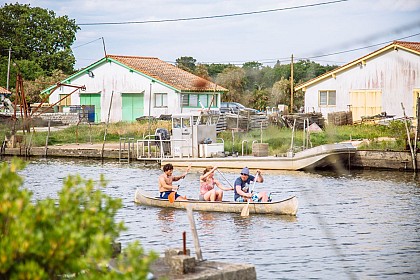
[{"left": 186, "top": 205, "right": 203, "bottom": 261}]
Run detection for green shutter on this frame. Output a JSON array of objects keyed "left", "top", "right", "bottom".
[{"left": 122, "top": 93, "right": 144, "bottom": 121}]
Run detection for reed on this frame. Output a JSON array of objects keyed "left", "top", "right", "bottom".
[{"left": 0, "top": 120, "right": 413, "bottom": 153}]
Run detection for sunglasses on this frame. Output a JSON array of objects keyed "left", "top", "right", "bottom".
[{"left": 241, "top": 173, "right": 249, "bottom": 176}]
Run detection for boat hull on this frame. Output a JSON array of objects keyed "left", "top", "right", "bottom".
[
  {"left": 160, "top": 143, "right": 356, "bottom": 171},
  {"left": 134, "top": 189, "right": 298, "bottom": 216}
]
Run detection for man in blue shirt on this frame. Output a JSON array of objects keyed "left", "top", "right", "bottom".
[{"left": 233, "top": 167, "right": 269, "bottom": 202}]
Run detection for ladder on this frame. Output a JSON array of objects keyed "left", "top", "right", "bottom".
[{"left": 119, "top": 137, "right": 134, "bottom": 163}]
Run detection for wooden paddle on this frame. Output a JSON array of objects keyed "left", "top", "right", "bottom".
[
  {"left": 168, "top": 164, "right": 191, "bottom": 203},
  {"left": 241, "top": 172, "right": 259, "bottom": 217}
]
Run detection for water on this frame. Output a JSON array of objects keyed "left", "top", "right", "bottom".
[{"left": 17, "top": 158, "right": 420, "bottom": 279}]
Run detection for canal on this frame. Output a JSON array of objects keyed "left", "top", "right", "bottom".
[{"left": 19, "top": 158, "right": 419, "bottom": 279}]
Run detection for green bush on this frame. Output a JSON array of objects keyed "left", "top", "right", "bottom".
[{"left": 0, "top": 158, "right": 157, "bottom": 279}]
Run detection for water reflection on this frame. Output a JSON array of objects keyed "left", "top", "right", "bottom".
[{"left": 16, "top": 158, "right": 420, "bottom": 280}]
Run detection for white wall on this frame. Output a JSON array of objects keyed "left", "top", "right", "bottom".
[
  {"left": 49, "top": 61, "right": 205, "bottom": 122},
  {"left": 304, "top": 48, "right": 420, "bottom": 119}
]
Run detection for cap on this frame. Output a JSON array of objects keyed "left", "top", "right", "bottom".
[{"left": 241, "top": 167, "right": 250, "bottom": 175}]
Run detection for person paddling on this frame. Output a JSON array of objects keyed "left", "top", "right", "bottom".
[
  {"left": 199, "top": 166, "right": 234, "bottom": 201},
  {"left": 233, "top": 167, "right": 269, "bottom": 202},
  {"left": 158, "top": 163, "right": 191, "bottom": 201}
]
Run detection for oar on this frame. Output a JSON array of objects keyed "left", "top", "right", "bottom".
[
  {"left": 168, "top": 188, "right": 177, "bottom": 203},
  {"left": 168, "top": 164, "right": 191, "bottom": 203},
  {"left": 216, "top": 169, "right": 234, "bottom": 189},
  {"left": 241, "top": 172, "right": 259, "bottom": 217}
]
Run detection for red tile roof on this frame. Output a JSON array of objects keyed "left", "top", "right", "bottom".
[
  {"left": 394, "top": 41, "right": 420, "bottom": 52},
  {"left": 106, "top": 55, "right": 228, "bottom": 92},
  {"left": 0, "top": 86, "right": 11, "bottom": 94}
]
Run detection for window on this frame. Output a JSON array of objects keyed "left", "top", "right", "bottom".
[
  {"left": 319, "top": 90, "right": 336, "bottom": 106},
  {"left": 59, "top": 94, "right": 71, "bottom": 106},
  {"left": 155, "top": 93, "right": 167, "bottom": 107},
  {"left": 181, "top": 93, "right": 218, "bottom": 107}
]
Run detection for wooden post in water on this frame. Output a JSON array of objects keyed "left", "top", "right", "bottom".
[
  {"left": 101, "top": 90, "right": 114, "bottom": 162},
  {"left": 186, "top": 205, "right": 203, "bottom": 261},
  {"left": 290, "top": 54, "right": 294, "bottom": 114},
  {"left": 44, "top": 120, "right": 50, "bottom": 157}
]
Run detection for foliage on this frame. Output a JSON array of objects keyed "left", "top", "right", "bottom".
[
  {"left": 175, "top": 56, "right": 197, "bottom": 73},
  {"left": 216, "top": 66, "right": 246, "bottom": 102},
  {"left": 250, "top": 87, "right": 269, "bottom": 111},
  {"left": 9, "top": 120, "right": 172, "bottom": 147},
  {"left": 23, "top": 70, "right": 69, "bottom": 103},
  {"left": 219, "top": 123, "right": 408, "bottom": 155},
  {"left": 173, "top": 55, "right": 338, "bottom": 110},
  {"left": 0, "top": 158, "right": 157, "bottom": 279},
  {"left": 0, "top": 3, "right": 78, "bottom": 104}
]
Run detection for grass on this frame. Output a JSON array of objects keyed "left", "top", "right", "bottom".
[{"left": 1, "top": 119, "right": 417, "bottom": 154}]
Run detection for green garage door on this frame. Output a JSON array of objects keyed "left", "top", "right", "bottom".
[
  {"left": 122, "top": 93, "right": 144, "bottom": 121},
  {"left": 80, "top": 94, "right": 101, "bottom": 123}
]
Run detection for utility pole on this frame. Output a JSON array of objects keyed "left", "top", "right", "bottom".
[
  {"left": 290, "top": 54, "right": 294, "bottom": 114},
  {"left": 6, "top": 47, "right": 11, "bottom": 90}
]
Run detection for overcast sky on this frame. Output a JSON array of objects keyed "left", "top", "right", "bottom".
[{"left": 4, "top": 0, "right": 420, "bottom": 69}]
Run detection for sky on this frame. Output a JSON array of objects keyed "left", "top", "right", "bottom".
[{"left": 3, "top": 0, "right": 420, "bottom": 70}]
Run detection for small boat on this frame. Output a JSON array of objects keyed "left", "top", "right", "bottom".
[{"left": 134, "top": 189, "right": 298, "bottom": 216}]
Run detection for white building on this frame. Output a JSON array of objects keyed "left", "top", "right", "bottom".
[
  {"left": 43, "top": 55, "right": 227, "bottom": 123},
  {"left": 295, "top": 41, "right": 420, "bottom": 122}
]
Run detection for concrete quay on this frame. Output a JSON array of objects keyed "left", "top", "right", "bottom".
[
  {"left": 151, "top": 248, "right": 256, "bottom": 280},
  {"left": 2, "top": 143, "right": 419, "bottom": 171}
]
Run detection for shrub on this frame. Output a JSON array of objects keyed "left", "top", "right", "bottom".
[{"left": 0, "top": 158, "right": 157, "bottom": 279}]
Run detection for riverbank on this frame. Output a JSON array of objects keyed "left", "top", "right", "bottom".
[{"left": 2, "top": 142, "right": 419, "bottom": 171}]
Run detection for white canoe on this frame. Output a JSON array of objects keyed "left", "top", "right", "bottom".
[{"left": 134, "top": 189, "right": 298, "bottom": 216}]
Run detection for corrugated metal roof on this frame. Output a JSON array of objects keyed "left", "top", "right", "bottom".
[{"left": 107, "top": 55, "right": 228, "bottom": 92}]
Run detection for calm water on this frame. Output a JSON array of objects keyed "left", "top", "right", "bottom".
[{"left": 18, "top": 158, "right": 420, "bottom": 280}]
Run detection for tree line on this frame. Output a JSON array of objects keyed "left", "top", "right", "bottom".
[{"left": 0, "top": 3, "right": 338, "bottom": 112}]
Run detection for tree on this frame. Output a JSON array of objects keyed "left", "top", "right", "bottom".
[
  {"left": 216, "top": 66, "right": 246, "bottom": 102},
  {"left": 0, "top": 159, "right": 157, "bottom": 279},
  {"left": 271, "top": 77, "right": 291, "bottom": 107},
  {"left": 251, "top": 86, "right": 269, "bottom": 111},
  {"left": 194, "top": 63, "right": 211, "bottom": 80},
  {"left": 0, "top": 3, "right": 79, "bottom": 82},
  {"left": 23, "top": 69, "right": 68, "bottom": 103},
  {"left": 175, "top": 56, "right": 196, "bottom": 73},
  {"left": 206, "top": 63, "right": 232, "bottom": 80}
]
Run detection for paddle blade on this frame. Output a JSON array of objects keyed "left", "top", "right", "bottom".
[
  {"left": 168, "top": 192, "right": 175, "bottom": 203},
  {"left": 241, "top": 203, "right": 250, "bottom": 217}
]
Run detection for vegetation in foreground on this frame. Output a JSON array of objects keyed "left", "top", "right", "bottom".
[
  {"left": 1, "top": 119, "right": 416, "bottom": 155},
  {"left": 0, "top": 158, "right": 157, "bottom": 279}
]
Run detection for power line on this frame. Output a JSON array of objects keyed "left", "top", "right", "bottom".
[
  {"left": 297, "top": 32, "right": 420, "bottom": 61},
  {"left": 78, "top": 0, "right": 349, "bottom": 26}
]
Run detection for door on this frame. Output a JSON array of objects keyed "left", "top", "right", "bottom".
[
  {"left": 80, "top": 94, "right": 101, "bottom": 123},
  {"left": 350, "top": 90, "right": 382, "bottom": 122},
  {"left": 122, "top": 93, "right": 144, "bottom": 121}
]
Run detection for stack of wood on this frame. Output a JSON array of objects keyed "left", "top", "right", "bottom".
[
  {"left": 282, "top": 113, "right": 325, "bottom": 130},
  {"left": 223, "top": 110, "right": 268, "bottom": 131},
  {"left": 327, "top": 111, "right": 353, "bottom": 126},
  {"left": 216, "top": 114, "right": 227, "bottom": 132}
]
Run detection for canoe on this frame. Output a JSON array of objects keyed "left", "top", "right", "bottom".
[{"left": 134, "top": 189, "right": 298, "bottom": 216}]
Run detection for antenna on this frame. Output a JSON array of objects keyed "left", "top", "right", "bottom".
[{"left": 101, "top": 37, "right": 107, "bottom": 57}]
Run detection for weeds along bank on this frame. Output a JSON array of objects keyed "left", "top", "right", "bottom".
[{"left": 1, "top": 120, "right": 417, "bottom": 155}]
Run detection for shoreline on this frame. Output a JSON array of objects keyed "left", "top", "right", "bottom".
[{"left": 2, "top": 143, "right": 419, "bottom": 172}]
